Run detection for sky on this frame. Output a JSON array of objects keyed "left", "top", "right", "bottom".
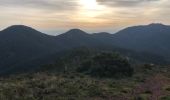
[{"left": 0, "top": 0, "right": 170, "bottom": 35}]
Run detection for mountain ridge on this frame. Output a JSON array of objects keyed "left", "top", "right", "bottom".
[
  {"left": 111, "top": 23, "right": 170, "bottom": 58},
  {"left": 0, "top": 23, "right": 170, "bottom": 74}
]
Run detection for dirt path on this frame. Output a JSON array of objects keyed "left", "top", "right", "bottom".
[{"left": 132, "top": 74, "right": 170, "bottom": 100}]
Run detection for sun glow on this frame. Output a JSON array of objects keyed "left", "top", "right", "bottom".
[
  {"left": 79, "top": 0, "right": 99, "bottom": 10},
  {"left": 78, "top": 0, "right": 108, "bottom": 19}
]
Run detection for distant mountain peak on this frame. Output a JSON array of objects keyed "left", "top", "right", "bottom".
[
  {"left": 147, "top": 23, "right": 169, "bottom": 27},
  {"left": 2, "top": 25, "right": 39, "bottom": 33},
  {"left": 4, "top": 25, "right": 32, "bottom": 30},
  {"left": 60, "top": 29, "right": 89, "bottom": 37},
  {"left": 148, "top": 23, "right": 164, "bottom": 26},
  {"left": 64, "top": 29, "right": 88, "bottom": 35},
  {"left": 8, "top": 25, "right": 30, "bottom": 28}
]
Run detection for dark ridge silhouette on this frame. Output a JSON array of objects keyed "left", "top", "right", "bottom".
[
  {"left": 112, "top": 23, "right": 170, "bottom": 59},
  {"left": 63, "top": 28, "right": 88, "bottom": 36},
  {"left": 3, "top": 25, "right": 38, "bottom": 32},
  {"left": 91, "top": 32, "right": 114, "bottom": 45},
  {"left": 0, "top": 23, "right": 169, "bottom": 75},
  {"left": 0, "top": 25, "right": 60, "bottom": 74},
  {"left": 92, "top": 32, "right": 112, "bottom": 37},
  {"left": 55, "top": 28, "right": 109, "bottom": 49}
]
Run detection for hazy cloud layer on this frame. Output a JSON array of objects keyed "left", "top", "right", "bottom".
[
  {"left": 0, "top": 0, "right": 78, "bottom": 11},
  {"left": 96, "top": 0, "right": 160, "bottom": 7},
  {"left": 0, "top": 0, "right": 169, "bottom": 34}
]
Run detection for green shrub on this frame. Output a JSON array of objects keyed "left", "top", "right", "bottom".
[{"left": 77, "top": 52, "right": 134, "bottom": 78}]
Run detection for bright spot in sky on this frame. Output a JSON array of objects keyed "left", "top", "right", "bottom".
[
  {"left": 78, "top": 0, "right": 108, "bottom": 19},
  {"left": 79, "top": 0, "right": 99, "bottom": 10}
]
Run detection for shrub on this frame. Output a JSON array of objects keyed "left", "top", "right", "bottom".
[{"left": 77, "top": 52, "right": 134, "bottom": 78}]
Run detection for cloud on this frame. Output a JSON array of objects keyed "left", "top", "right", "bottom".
[
  {"left": 96, "top": 0, "right": 160, "bottom": 7},
  {"left": 0, "top": 0, "right": 81, "bottom": 31},
  {"left": 0, "top": 0, "right": 78, "bottom": 11},
  {"left": 0, "top": 0, "right": 169, "bottom": 34}
]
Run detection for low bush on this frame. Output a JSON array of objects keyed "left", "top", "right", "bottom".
[{"left": 77, "top": 52, "right": 134, "bottom": 78}]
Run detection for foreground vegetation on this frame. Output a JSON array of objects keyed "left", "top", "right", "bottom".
[
  {"left": 0, "top": 50, "right": 169, "bottom": 100},
  {"left": 0, "top": 72, "right": 136, "bottom": 100},
  {"left": 0, "top": 64, "right": 169, "bottom": 100}
]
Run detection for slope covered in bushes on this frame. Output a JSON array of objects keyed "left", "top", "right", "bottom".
[{"left": 77, "top": 52, "right": 133, "bottom": 78}]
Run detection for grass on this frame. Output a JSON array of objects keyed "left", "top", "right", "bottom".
[
  {"left": 0, "top": 72, "right": 138, "bottom": 100},
  {"left": 0, "top": 64, "right": 169, "bottom": 100},
  {"left": 161, "top": 96, "right": 170, "bottom": 100}
]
